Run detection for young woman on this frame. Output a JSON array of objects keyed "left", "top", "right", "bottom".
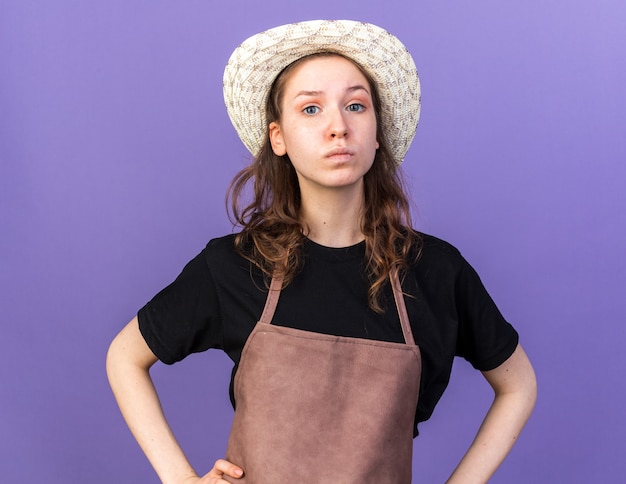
[{"left": 107, "top": 20, "right": 536, "bottom": 483}]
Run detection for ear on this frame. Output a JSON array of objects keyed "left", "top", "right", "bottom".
[{"left": 269, "top": 121, "right": 287, "bottom": 156}]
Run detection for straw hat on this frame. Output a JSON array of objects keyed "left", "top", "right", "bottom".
[{"left": 223, "top": 20, "right": 420, "bottom": 165}]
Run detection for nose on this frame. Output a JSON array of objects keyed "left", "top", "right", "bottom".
[{"left": 329, "top": 108, "right": 348, "bottom": 139}]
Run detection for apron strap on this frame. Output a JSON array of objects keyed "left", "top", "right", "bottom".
[
  {"left": 258, "top": 271, "right": 284, "bottom": 324},
  {"left": 258, "top": 268, "right": 416, "bottom": 346},
  {"left": 390, "top": 269, "right": 416, "bottom": 346}
]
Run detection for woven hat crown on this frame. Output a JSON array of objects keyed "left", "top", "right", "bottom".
[{"left": 223, "top": 20, "right": 420, "bottom": 164}]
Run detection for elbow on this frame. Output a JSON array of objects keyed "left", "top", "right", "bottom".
[
  {"left": 526, "top": 363, "right": 538, "bottom": 413},
  {"left": 485, "top": 344, "right": 538, "bottom": 417},
  {"left": 518, "top": 347, "right": 538, "bottom": 412},
  {"left": 105, "top": 316, "right": 158, "bottom": 388},
  {"left": 510, "top": 354, "right": 538, "bottom": 421},
  {"left": 105, "top": 332, "right": 124, "bottom": 388}
]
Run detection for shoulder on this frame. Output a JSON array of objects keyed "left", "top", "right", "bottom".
[
  {"left": 202, "top": 232, "right": 263, "bottom": 283},
  {"left": 408, "top": 232, "right": 494, "bottom": 298},
  {"left": 413, "top": 232, "right": 466, "bottom": 274},
  {"left": 418, "top": 233, "right": 462, "bottom": 256},
  {"left": 203, "top": 233, "right": 246, "bottom": 265},
  {"left": 205, "top": 233, "right": 238, "bottom": 252}
]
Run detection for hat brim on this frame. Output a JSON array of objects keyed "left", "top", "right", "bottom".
[{"left": 223, "top": 20, "right": 420, "bottom": 164}]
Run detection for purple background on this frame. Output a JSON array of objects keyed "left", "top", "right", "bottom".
[{"left": 1, "top": 1, "right": 624, "bottom": 482}]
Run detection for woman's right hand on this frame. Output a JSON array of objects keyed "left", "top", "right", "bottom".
[
  {"left": 107, "top": 319, "right": 244, "bottom": 484},
  {"left": 185, "top": 459, "right": 244, "bottom": 483}
]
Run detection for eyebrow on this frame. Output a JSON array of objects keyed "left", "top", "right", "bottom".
[{"left": 294, "top": 84, "right": 371, "bottom": 99}]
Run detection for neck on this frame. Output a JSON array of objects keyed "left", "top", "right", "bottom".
[{"left": 299, "top": 184, "right": 365, "bottom": 248}]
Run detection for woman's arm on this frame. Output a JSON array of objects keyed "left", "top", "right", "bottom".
[
  {"left": 106, "top": 317, "right": 243, "bottom": 483},
  {"left": 446, "top": 344, "right": 537, "bottom": 484}
]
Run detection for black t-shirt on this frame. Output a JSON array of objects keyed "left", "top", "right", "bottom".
[{"left": 138, "top": 233, "right": 518, "bottom": 436}]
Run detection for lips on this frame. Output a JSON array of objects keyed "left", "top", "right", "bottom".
[{"left": 325, "top": 147, "right": 354, "bottom": 159}]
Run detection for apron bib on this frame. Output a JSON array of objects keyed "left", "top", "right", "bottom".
[{"left": 224, "top": 270, "right": 421, "bottom": 483}]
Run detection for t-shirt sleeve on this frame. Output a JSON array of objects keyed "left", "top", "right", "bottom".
[
  {"left": 454, "top": 256, "right": 519, "bottom": 371},
  {"left": 137, "top": 248, "right": 223, "bottom": 364}
]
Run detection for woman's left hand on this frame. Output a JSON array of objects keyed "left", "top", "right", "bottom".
[{"left": 446, "top": 344, "right": 537, "bottom": 483}]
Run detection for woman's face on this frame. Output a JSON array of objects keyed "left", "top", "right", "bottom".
[{"left": 269, "top": 55, "right": 379, "bottom": 194}]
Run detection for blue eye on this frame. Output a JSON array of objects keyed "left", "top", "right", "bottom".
[
  {"left": 303, "top": 106, "right": 319, "bottom": 115},
  {"left": 347, "top": 103, "right": 365, "bottom": 112}
]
